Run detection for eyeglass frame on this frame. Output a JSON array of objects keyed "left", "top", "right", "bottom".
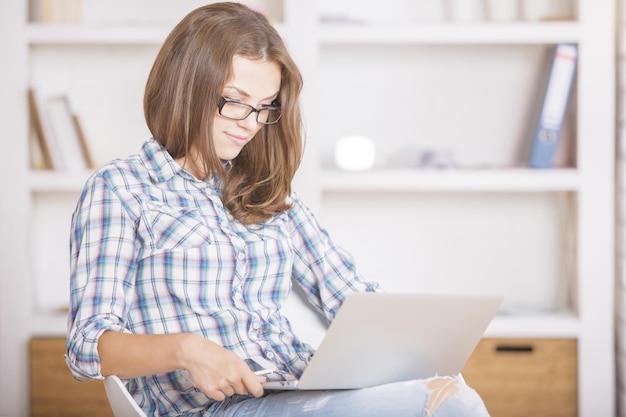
[{"left": 217, "top": 97, "right": 282, "bottom": 125}]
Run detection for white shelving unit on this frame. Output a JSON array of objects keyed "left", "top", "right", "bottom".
[
  {"left": 310, "top": 3, "right": 615, "bottom": 417},
  {"left": 317, "top": 22, "right": 582, "bottom": 44},
  {"left": 0, "top": 1, "right": 615, "bottom": 416},
  {"left": 319, "top": 169, "right": 580, "bottom": 192}
]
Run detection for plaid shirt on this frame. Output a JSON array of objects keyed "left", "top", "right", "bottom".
[{"left": 66, "top": 139, "right": 380, "bottom": 416}]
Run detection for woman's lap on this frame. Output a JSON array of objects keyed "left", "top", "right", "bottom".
[{"left": 202, "top": 376, "right": 490, "bottom": 417}]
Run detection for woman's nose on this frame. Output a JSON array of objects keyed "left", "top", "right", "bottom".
[{"left": 238, "top": 111, "right": 261, "bottom": 130}]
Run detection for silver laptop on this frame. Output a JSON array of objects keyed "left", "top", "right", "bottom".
[{"left": 264, "top": 292, "right": 503, "bottom": 390}]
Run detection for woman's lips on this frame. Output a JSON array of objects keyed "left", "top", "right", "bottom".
[{"left": 226, "top": 132, "right": 249, "bottom": 147}]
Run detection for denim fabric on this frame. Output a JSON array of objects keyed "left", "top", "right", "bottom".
[{"left": 197, "top": 377, "right": 490, "bottom": 417}]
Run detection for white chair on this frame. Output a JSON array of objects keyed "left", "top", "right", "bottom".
[{"left": 104, "top": 375, "right": 148, "bottom": 417}]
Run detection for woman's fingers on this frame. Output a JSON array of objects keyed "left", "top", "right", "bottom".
[
  {"left": 242, "top": 373, "right": 265, "bottom": 397},
  {"left": 195, "top": 361, "right": 264, "bottom": 399},
  {"left": 179, "top": 335, "right": 267, "bottom": 399}
]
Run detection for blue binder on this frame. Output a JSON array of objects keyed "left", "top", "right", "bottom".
[{"left": 528, "top": 44, "right": 578, "bottom": 169}]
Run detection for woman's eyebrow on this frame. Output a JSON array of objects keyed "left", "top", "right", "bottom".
[{"left": 223, "top": 86, "right": 279, "bottom": 102}]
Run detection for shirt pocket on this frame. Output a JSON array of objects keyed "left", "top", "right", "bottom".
[{"left": 140, "top": 201, "right": 215, "bottom": 253}]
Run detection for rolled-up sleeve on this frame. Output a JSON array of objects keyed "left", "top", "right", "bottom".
[{"left": 66, "top": 170, "right": 140, "bottom": 380}]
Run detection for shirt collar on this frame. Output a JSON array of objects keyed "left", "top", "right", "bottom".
[{"left": 141, "top": 138, "right": 204, "bottom": 184}]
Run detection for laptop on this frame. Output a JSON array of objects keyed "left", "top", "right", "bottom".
[{"left": 264, "top": 292, "right": 503, "bottom": 390}]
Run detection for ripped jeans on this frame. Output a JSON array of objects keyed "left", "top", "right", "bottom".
[{"left": 200, "top": 375, "right": 491, "bottom": 417}]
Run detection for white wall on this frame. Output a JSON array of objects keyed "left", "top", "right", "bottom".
[
  {"left": 615, "top": 1, "right": 626, "bottom": 415},
  {"left": 0, "top": 1, "right": 31, "bottom": 415}
]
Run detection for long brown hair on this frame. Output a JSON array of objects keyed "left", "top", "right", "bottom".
[{"left": 144, "top": 2, "right": 304, "bottom": 224}]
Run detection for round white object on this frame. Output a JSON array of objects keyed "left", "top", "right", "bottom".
[{"left": 334, "top": 135, "right": 376, "bottom": 171}]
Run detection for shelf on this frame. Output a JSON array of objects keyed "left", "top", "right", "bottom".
[
  {"left": 317, "top": 22, "right": 581, "bottom": 45},
  {"left": 27, "top": 308, "right": 580, "bottom": 339},
  {"left": 485, "top": 312, "right": 580, "bottom": 338},
  {"left": 319, "top": 168, "right": 579, "bottom": 193},
  {"left": 26, "top": 22, "right": 288, "bottom": 46},
  {"left": 26, "top": 23, "right": 171, "bottom": 45},
  {"left": 27, "top": 311, "right": 579, "bottom": 349},
  {"left": 26, "top": 312, "right": 579, "bottom": 339},
  {"left": 28, "top": 170, "right": 92, "bottom": 193},
  {"left": 25, "top": 22, "right": 577, "bottom": 46}
]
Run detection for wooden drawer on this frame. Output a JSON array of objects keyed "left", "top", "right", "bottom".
[
  {"left": 30, "top": 337, "right": 113, "bottom": 417},
  {"left": 30, "top": 336, "right": 576, "bottom": 417},
  {"left": 462, "top": 338, "right": 577, "bottom": 417}
]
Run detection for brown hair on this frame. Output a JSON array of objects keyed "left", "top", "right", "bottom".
[{"left": 144, "top": 2, "right": 304, "bottom": 224}]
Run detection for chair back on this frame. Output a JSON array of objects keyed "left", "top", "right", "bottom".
[{"left": 103, "top": 375, "right": 148, "bottom": 417}]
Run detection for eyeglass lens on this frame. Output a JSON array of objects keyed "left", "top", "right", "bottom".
[{"left": 220, "top": 100, "right": 281, "bottom": 124}]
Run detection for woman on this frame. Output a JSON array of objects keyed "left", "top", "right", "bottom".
[{"left": 66, "top": 3, "right": 491, "bottom": 416}]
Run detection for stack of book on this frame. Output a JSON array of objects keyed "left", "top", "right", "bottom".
[
  {"left": 28, "top": 89, "right": 94, "bottom": 172},
  {"left": 30, "top": 0, "right": 81, "bottom": 23}
]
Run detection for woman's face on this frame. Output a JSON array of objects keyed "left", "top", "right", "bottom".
[{"left": 213, "top": 55, "right": 282, "bottom": 161}]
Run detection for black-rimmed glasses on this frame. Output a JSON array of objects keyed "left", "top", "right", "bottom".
[{"left": 218, "top": 97, "right": 282, "bottom": 125}]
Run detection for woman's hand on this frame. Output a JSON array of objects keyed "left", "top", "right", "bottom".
[
  {"left": 98, "top": 331, "right": 265, "bottom": 401},
  {"left": 177, "top": 333, "right": 265, "bottom": 400}
]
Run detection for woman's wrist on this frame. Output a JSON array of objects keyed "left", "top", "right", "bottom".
[{"left": 173, "top": 332, "right": 206, "bottom": 371}]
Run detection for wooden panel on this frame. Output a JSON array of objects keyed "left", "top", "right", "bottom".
[
  {"left": 30, "top": 337, "right": 113, "bottom": 417},
  {"left": 30, "top": 336, "right": 576, "bottom": 417},
  {"left": 462, "top": 338, "right": 577, "bottom": 417}
]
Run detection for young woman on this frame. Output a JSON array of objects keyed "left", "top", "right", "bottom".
[{"left": 66, "top": 3, "right": 491, "bottom": 416}]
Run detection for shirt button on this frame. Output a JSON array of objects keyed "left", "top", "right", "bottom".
[
  {"left": 234, "top": 293, "right": 243, "bottom": 301},
  {"left": 237, "top": 252, "right": 245, "bottom": 261},
  {"left": 265, "top": 351, "right": 275, "bottom": 360},
  {"left": 252, "top": 322, "right": 260, "bottom": 330}
]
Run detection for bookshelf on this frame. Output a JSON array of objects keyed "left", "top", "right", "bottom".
[
  {"left": 319, "top": 169, "right": 580, "bottom": 192},
  {"left": 317, "top": 22, "right": 581, "bottom": 44},
  {"left": 0, "top": 0, "right": 615, "bottom": 416}
]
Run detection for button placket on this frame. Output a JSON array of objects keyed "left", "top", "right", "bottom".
[
  {"left": 247, "top": 320, "right": 262, "bottom": 341},
  {"left": 232, "top": 245, "right": 247, "bottom": 303}
]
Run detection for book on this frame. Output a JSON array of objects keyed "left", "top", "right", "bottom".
[
  {"left": 28, "top": 88, "right": 60, "bottom": 170},
  {"left": 72, "top": 113, "right": 95, "bottom": 169},
  {"left": 528, "top": 43, "right": 578, "bottom": 169},
  {"left": 44, "top": 95, "right": 92, "bottom": 172},
  {"left": 32, "top": 0, "right": 82, "bottom": 23}
]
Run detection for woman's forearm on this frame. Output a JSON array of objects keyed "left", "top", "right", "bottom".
[
  {"left": 97, "top": 330, "right": 265, "bottom": 400},
  {"left": 98, "top": 330, "right": 192, "bottom": 378}
]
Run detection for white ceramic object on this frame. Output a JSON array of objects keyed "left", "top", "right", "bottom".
[{"left": 334, "top": 135, "right": 377, "bottom": 171}]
